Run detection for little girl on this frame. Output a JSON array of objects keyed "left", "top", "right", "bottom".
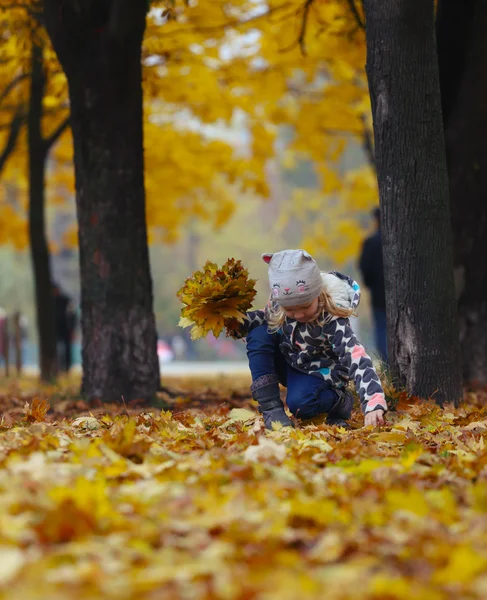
[{"left": 232, "top": 249, "right": 387, "bottom": 429}]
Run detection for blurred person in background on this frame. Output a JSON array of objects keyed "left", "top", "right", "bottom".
[
  {"left": 65, "top": 301, "right": 78, "bottom": 371},
  {"left": 52, "top": 283, "right": 77, "bottom": 372},
  {"left": 358, "top": 207, "right": 387, "bottom": 362},
  {"left": 170, "top": 334, "right": 187, "bottom": 360},
  {"left": 157, "top": 339, "right": 174, "bottom": 366}
]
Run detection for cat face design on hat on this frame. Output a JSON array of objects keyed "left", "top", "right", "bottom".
[
  {"left": 262, "top": 249, "right": 323, "bottom": 308},
  {"left": 268, "top": 278, "right": 310, "bottom": 300}
]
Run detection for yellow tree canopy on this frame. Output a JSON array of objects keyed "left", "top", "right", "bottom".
[
  {"left": 0, "top": 7, "right": 68, "bottom": 249},
  {"left": 0, "top": 0, "right": 377, "bottom": 262},
  {"left": 147, "top": 0, "right": 377, "bottom": 261}
]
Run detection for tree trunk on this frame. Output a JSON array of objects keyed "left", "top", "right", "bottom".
[
  {"left": 362, "top": 0, "right": 462, "bottom": 403},
  {"left": 437, "top": 0, "right": 487, "bottom": 386},
  {"left": 28, "top": 41, "right": 58, "bottom": 382},
  {"left": 43, "top": 1, "right": 159, "bottom": 402}
]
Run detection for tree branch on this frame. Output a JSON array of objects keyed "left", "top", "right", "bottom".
[
  {"left": 0, "top": 110, "right": 23, "bottom": 176},
  {"left": 0, "top": 74, "right": 30, "bottom": 108},
  {"left": 44, "top": 114, "right": 70, "bottom": 150},
  {"left": 162, "top": 2, "right": 293, "bottom": 38},
  {"left": 298, "top": 0, "right": 313, "bottom": 55},
  {"left": 347, "top": 0, "right": 365, "bottom": 30},
  {"left": 0, "top": 104, "right": 70, "bottom": 128},
  {"left": 279, "top": 0, "right": 314, "bottom": 56}
]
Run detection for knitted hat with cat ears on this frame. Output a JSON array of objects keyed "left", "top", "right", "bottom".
[{"left": 262, "top": 249, "right": 323, "bottom": 307}]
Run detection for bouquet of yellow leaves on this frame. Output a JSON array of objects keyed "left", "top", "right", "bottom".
[{"left": 177, "top": 258, "right": 257, "bottom": 340}]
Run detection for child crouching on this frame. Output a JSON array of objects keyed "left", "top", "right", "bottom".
[{"left": 232, "top": 249, "right": 387, "bottom": 429}]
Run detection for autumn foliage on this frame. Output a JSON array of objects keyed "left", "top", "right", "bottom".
[
  {"left": 0, "top": 379, "right": 487, "bottom": 598},
  {"left": 0, "top": 0, "right": 375, "bottom": 262},
  {"left": 177, "top": 258, "right": 256, "bottom": 339}
]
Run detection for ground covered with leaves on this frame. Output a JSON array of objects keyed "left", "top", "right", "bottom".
[{"left": 1, "top": 376, "right": 487, "bottom": 599}]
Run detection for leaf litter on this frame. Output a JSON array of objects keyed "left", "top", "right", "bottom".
[{"left": 0, "top": 377, "right": 487, "bottom": 599}]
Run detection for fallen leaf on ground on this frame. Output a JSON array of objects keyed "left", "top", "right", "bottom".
[{"left": 0, "top": 377, "right": 486, "bottom": 598}]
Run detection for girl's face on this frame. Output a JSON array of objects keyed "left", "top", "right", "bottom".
[{"left": 282, "top": 297, "right": 320, "bottom": 323}]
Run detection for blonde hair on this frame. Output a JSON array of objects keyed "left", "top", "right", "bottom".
[{"left": 267, "top": 287, "right": 354, "bottom": 333}]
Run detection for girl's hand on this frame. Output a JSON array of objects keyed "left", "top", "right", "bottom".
[{"left": 364, "top": 409, "right": 385, "bottom": 427}]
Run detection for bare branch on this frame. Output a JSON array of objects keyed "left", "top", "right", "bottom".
[
  {"left": 298, "top": 0, "right": 313, "bottom": 55},
  {"left": 0, "top": 110, "right": 23, "bottom": 175},
  {"left": 347, "top": 0, "right": 365, "bottom": 30},
  {"left": 0, "top": 103, "right": 69, "bottom": 127},
  {"left": 279, "top": 0, "right": 314, "bottom": 56},
  {"left": 44, "top": 114, "right": 70, "bottom": 150},
  {"left": 0, "top": 73, "right": 29, "bottom": 108}
]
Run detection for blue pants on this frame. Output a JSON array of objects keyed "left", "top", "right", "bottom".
[
  {"left": 373, "top": 307, "right": 388, "bottom": 363},
  {"left": 246, "top": 325, "right": 339, "bottom": 420}
]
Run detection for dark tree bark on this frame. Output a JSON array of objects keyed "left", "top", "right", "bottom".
[
  {"left": 43, "top": 1, "right": 160, "bottom": 402},
  {"left": 362, "top": 0, "right": 462, "bottom": 403},
  {"left": 437, "top": 0, "right": 487, "bottom": 386},
  {"left": 0, "top": 111, "right": 23, "bottom": 176},
  {"left": 28, "top": 40, "right": 58, "bottom": 382},
  {"left": 27, "top": 38, "right": 70, "bottom": 382}
]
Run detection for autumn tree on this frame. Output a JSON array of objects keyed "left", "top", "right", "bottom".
[
  {"left": 1, "top": 10, "right": 69, "bottom": 381},
  {"left": 0, "top": 8, "right": 24, "bottom": 176},
  {"left": 40, "top": 0, "right": 376, "bottom": 401},
  {"left": 144, "top": 0, "right": 376, "bottom": 259},
  {"left": 3, "top": 0, "right": 384, "bottom": 398},
  {"left": 28, "top": 35, "right": 69, "bottom": 381},
  {"left": 41, "top": 1, "right": 160, "bottom": 401},
  {"left": 362, "top": 0, "right": 462, "bottom": 403}
]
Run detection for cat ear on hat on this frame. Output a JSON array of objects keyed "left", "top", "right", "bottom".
[
  {"left": 262, "top": 253, "right": 273, "bottom": 264},
  {"left": 302, "top": 250, "right": 313, "bottom": 260}
]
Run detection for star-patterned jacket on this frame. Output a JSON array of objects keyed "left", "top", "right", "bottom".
[{"left": 236, "top": 271, "right": 387, "bottom": 415}]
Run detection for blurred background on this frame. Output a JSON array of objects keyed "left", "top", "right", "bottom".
[{"left": 0, "top": 1, "right": 380, "bottom": 374}]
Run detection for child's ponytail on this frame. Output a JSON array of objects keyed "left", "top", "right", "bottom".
[{"left": 318, "top": 289, "right": 354, "bottom": 320}]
